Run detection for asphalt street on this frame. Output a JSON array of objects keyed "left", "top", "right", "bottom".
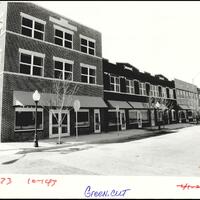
[{"left": 0, "top": 125, "right": 200, "bottom": 176}]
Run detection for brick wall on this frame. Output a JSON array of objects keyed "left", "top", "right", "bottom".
[
  {"left": 6, "top": 2, "right": 102, "bottom": 57},
  {"left": 5, "top": 32, "right": 103, "bottom": 85}
]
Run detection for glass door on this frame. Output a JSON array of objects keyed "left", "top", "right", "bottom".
[
  {"left": 49, "top": 110, "right": 70, "bottom": 138},
  {"left": 137, "top": 111, "right": 142, "bottom": 128},
  {"left": 151, "top": 110, "right": 155, "bottom": 126},
  {"left": 94, "top": 109, "right": 101, "bottom": 133},
  {"left": 120, "top": 110, "right": 126, "bottom": 130}
]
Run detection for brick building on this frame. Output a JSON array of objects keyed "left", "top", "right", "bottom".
[
  {"left": 0, "top": 2, "right": 107, "bottom": 142},
  {"left": 174, "top": 78, "right": 199, "bottom": 123},
  {"left": 103, "top": 59, "right": 177, "bottom": 132}
]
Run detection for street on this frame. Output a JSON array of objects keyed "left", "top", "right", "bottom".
[{"left": 0, "top": 125, "right": 200, "bottom": 176}]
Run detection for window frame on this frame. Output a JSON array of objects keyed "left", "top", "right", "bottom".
[
  {"left": 108, "top": 110, "right": 120, "bottom": 126},
  {"left": 14, "top": 107, "right": 44, "bottom": 132},
  {"left": 77, "top": 109, "right": 90, "bottom": 127},
  {"left": 139, "top": 82, "right": 146, "bottom": 96},
  {"left": 80, "top": 34, "right": 96, "bottom": 56},
  {"left": 110, "top": 75, "right": 120, "bottom": 92},
  {"left": 128, "top": 110, "right": 138, "bottom": 124},
  {"left": 145, "top": 82, "right": 150, "bottom": 96},
  {"left": 53, "top": 56, "right": 74, "bottom": 81},
  {"left": 54, "top": 25, "right": 74, "bottom": 49},
  {"left": 126, "top": 79, "right": 135, "bottom": 94},
  {"left": 19, "top": 49, "right": 45, "bottom": 77},
  {"left": 20, "top": 12, "right": 46, "bottom": 41},
  {"left": 80, "top": 63, "right": 96, "bottom": 84}
]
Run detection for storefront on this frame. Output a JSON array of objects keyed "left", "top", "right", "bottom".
[
  {"left": 105, "top": 100, "right": 132, "bottom": 132},
  {"left": 13, "top": 91, "right": 107, "bottom": 140},
  {"left": 128, "top": 102, "right": 150, "bottom": 128}
]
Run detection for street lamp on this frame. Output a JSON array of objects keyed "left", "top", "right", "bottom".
[
  {"left": 155, "top": 101, "right": 161, "bottom": 130},
  {"left": 32, "top": 90, "right": 41, "bottom": 147}
]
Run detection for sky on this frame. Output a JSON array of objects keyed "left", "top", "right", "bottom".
[{"left": 35, "top": 1, "right": 200, "bottom": 88}]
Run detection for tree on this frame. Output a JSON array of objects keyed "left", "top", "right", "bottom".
[{"left": 42, "top": 75, "right": 79, "bottom": 144}]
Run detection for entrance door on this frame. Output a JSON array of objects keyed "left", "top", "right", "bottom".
[
  {"left": 120, "top": 110, "right": 126, "bottom": 130},
  {"left": 49, "top": 110, "right": 70, "bottom": 138},
  {"left": 151, "top": 110, "right": 155, "bottom": 126},
  {"left": 94, "top": 109, "right": 101, "bottom": 133},
  {"left": 137, "top": 111, "right": 142, "bottom": 128}
]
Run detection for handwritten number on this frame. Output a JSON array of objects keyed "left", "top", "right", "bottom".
[{"left": 6, "top": 178, "right": 12, "bottom": 185}]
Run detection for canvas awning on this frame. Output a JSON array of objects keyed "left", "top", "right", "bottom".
[
  {"left": 159, "top": 104, "right": 168, "bottom": 110},
  {"left": 107, "top": 100, "right": 132, "bottom": 109},
  {"left": 128, "top": 101, "right": 149, "bottom": 109},
  {"left": 179, "top": 105, "right": 191, "bottom": 110},
  {"left": 13, "top": 91, "right": 107, "bottom": 108}
]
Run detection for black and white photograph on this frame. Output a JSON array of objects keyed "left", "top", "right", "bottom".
[{"left": 0, "top": 1, "right": 200, "bottom": 198}]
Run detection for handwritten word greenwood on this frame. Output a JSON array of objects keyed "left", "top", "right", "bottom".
[{"left": 84, "top": 185, "right": 131, "bottom": 198}]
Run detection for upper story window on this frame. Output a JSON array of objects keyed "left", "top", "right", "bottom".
[
  {"left": 19, "top": 49, "right": 44, "bottom": 77},
  {"left": 151, "top": 85, "right": 158, "bottom": 97},
  {"left": 158, "top": 86, "right": 162, "bottom": 97},
  {"left": 81, "top": 63, "right": 96, "bottom": 84},
  {"left": 54, "top": 25, "right": 73, "bottom": 49},
  {"left": 53, "top": 57, "right": 73, "bottom": 81},
  {"left": 169, "top": 88, "right": 174, "bottom": 99},
  {"left": 166, "top": 87, "right": 170, "bottom": 98},
  {"left": 173, "top": 89, "right": 176, "bottom": 99},
  {"left": 126, "top": 79, "right": 134, "bottom": 94},
  {"left": 145, "top": 83, "right": 150, "bottom": 96},
  {"left": 80, "top": 35, "right": 96, "bottom": 56},
  {"left": 134, "top": 80, "right": 139, "bottom": 94},
  {"left": 20, "top": 12, "right": 46, "bottom": 41},
  {"left": 162, "top": 87, "right": 166, "bottom": 98},
  {"left": 150, "top": 85, "right": 154, "bottom": 96},
  {"left": 110, "top": 75, "right": 120, "bottom": 92},
  {"left": 139, "top": 82, "right": 146, "bottom": 96}
]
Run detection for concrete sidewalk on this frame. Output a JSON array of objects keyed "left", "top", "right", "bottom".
[{"left": 0, "top": 122, "right": 197, "bottom": 154}]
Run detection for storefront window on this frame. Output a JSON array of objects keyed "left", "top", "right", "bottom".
[
  {"left": 77, "top": 110, "right": 89, "bottom": 127},
  {"left": 141, "top": 110, "right": 149, "bottom": 122},
  {"left": 15, "top": 108, "right": 43, "bottom": 131},
  {"left": 108, "top": 111, "right": 120, "bottom": 126},
  {"left": 129, "top": 110, "right": 137, "bottom": 124}
]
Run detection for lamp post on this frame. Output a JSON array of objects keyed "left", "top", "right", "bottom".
[
  {"left": 32, "top": 90, "right": 41, "bottom": 147},
  {"left": 155, "top": 101, "right": 161, "bottom": 130}
]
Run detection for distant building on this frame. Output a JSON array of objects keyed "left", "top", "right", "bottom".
[{"left": 174, "top": 78, "right": 198, "bottom": 123}]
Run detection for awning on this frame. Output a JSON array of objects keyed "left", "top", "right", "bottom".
[
  {"left": 128, "top": 101, "right": 149, "bottom": 109},
  {"left": 159, "top": 104, "right": 168, "bottom": 110},
  {"left": 107, "top": 100, "right": 132, "bottom": 109},
  {"left": 179, "top": 105, "right": 191, "bottom": 110},
  {"left": 13, "top": 91, "right": 107, "bottom": 108}
]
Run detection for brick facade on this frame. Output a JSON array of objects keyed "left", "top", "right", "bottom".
[
  {"left": 0, "top": 2, "right": 105, "bottom": 142},
  {"left": 103, "top": 59, "right": 178, "bottom": 132}
]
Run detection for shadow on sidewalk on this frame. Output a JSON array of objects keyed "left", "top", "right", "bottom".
[{"left": 88, "top": 130, "right": 178, "bottom": 144}]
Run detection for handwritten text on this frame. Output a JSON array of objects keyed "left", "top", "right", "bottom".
[
  {"left": 84, "top": 185, "right": 131, "bottom": 198},
  {"left": 177, "top": 183, "right": 200, "bottom": 190},
  {"left": 27, "top": 178, "right": 57, "bottom": 187}
]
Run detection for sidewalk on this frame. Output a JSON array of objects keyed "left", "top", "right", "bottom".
[{"left": 0, "top": 123, "right": 197, "bottom": 154}]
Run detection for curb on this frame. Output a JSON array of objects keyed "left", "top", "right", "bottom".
[{"left": 12, "top": 124, "right": 197, "bottom": 154}]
